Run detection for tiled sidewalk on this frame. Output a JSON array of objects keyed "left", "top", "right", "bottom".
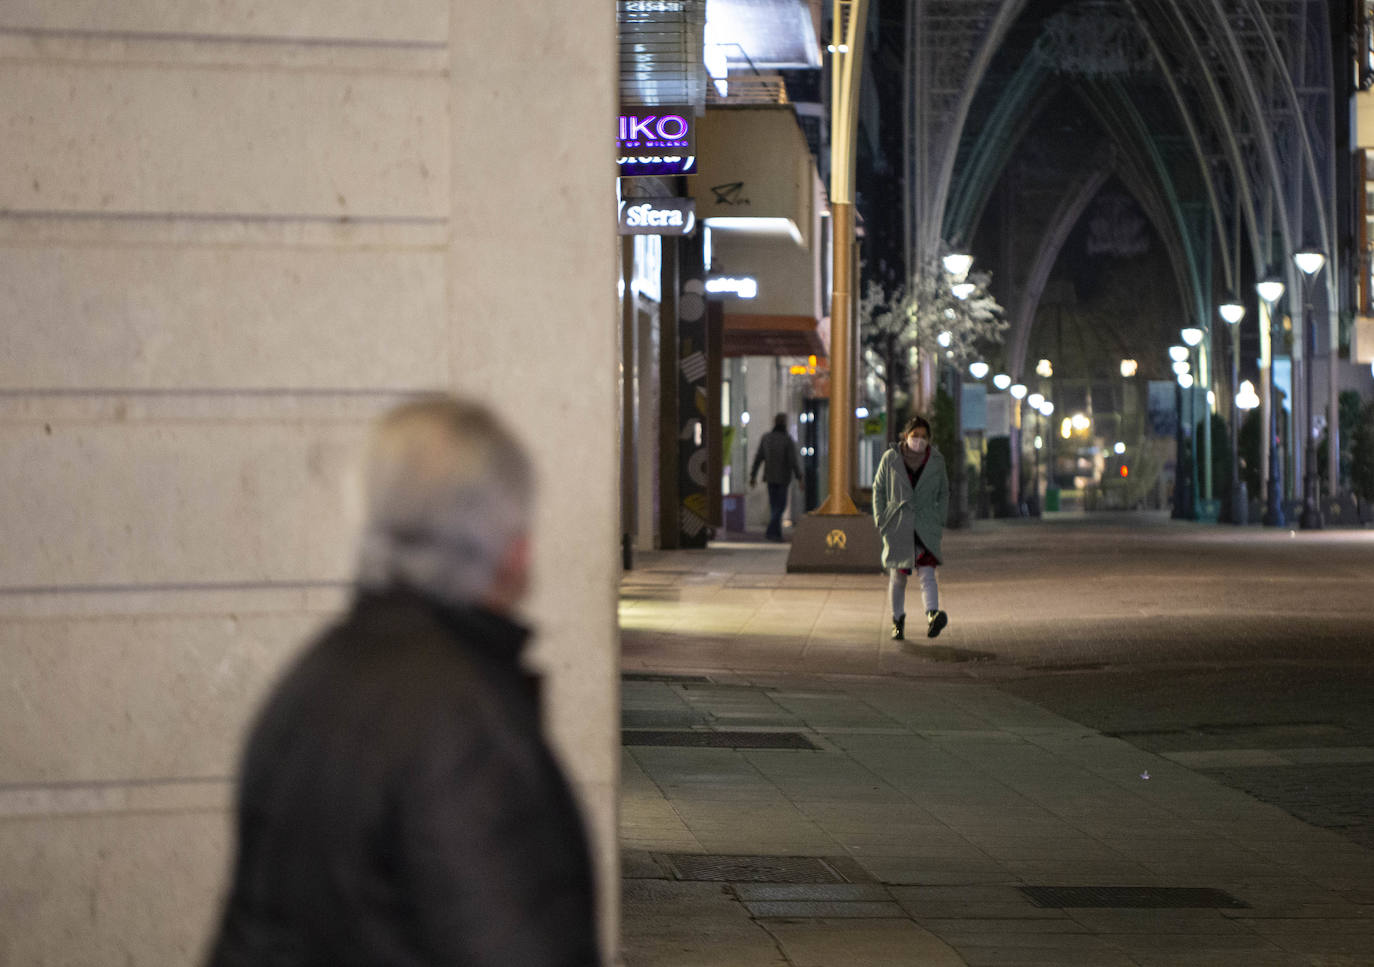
[
  {"left": 621, "top": 673, "right": 1374, "bottom": 966},
  {"left": 618, "top": 540, "right": 1374, "bottom": 966}
]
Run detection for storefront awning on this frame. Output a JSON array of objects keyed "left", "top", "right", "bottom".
[{"left": 723, "top": 312, "right": 828, "bottom": 358}]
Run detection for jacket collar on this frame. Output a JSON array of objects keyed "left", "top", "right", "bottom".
[{"left": 357, "top": 583, "right": 532, "bottom": 666}]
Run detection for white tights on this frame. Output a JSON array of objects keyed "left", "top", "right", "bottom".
[{"left": 889, "top": 566, "right": 938, "bottom": 618}]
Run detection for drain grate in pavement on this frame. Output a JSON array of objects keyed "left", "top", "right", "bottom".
[
  {"left": 622, "top": 729, "right": 818, "bottom": 749},
  {"left": 621, "top": 673, "right": 712, "bottom": 683},
  {"left": 663, "top": 854, "right": 846, "bottom": 884},
  {"left": 1020, "top": 886, "right": 1249, "bottom": 909}
]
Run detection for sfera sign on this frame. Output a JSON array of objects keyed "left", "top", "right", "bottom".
[
  {"left": 618, "top": 198, "right": 696, "bottom": 236},
  {"left": 618, "top": 107, "right": 697, "bottom": 176}
]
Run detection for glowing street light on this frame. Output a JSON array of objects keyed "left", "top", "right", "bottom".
[
  {"left": 1009, "top": 383, "right": 1027, "bottom": 400},
  {"left": 993, "top": 373, "right": 1011, "bottom": 390},
  {"left": 1219, "top": 296, "right": 1248, "bottom": 524},
  {"left": 1256, "top": 278, "right": 1285, "bottom": 305},
  {"left": 1218, "top": 299, "right": 1245, "bottom": 325},
  {"left": 1293, "top": 246, "right": 1327, "bottom": 529},
  {"left": 1180, "top": 327, "right": 1203, "bottom": 347},
  {"left": 942, "top": 252, "right": 973, "bottom": 281},
  {"left": 1257, "top": 273, "right": 1286, "bottom": 526},
  {"left": 968, "top": 361, "right": 989, "bottom": 379}
]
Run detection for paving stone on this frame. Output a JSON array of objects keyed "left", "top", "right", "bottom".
[
  {"left": 620, "top": 523, "right": 1374, "bottom": 966},
  {"left": 762, "top": 919, "right": 967, "bottom": 967}
]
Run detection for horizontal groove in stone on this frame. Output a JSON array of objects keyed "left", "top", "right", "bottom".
[
  {"left": 1020, "top": 886, "right": 1250, "bottom": 909},
  {"left": 622, "top": 730, "right": 818, "bottom": 750}
]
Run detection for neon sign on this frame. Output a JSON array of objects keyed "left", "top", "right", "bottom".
[{"left": 618, "top": 107, "right": 696, "bottom": 176}]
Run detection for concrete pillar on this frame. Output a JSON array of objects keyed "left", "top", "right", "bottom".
[{"left": 0, "top": 2, "right": 619, "bottom": 963}]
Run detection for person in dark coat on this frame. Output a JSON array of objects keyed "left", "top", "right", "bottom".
[
  {"left": 748, "top": 412, "right": 804, "bottom": 541},
  {"left": 206, "top": 396, "right": 600, "bottom": 967}
]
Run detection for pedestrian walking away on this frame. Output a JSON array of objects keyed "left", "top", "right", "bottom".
[
  {"left": 749, "top": 412, "right": 804, "bottom": 541},
  {"left": 872, "top": 415, "right": 949, "bottom": 640},
  {"left": 206, "top": 396, "right": 600, "bottom": 967}
]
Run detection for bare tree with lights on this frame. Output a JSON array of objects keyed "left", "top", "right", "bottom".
[{"left": 862, "top": 255, "right": 1007, "bottom": 443}]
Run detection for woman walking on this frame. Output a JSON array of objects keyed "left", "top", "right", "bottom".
[{"left": 872, "top": 416, "right": 949, "bottom": 640}]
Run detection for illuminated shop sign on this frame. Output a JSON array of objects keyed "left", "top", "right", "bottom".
[
  {"left": 618, "top": 108, "right": 697, "bottom": 176},
  {"left": 618, "top": 198, "right": 696, "bottom": 235},
  {"left": 619, "top": 1, "right": 686, "bottom": 12},
  {"left": 704, "top": 275, "right": 758, "bottom": 299},
  {"left": 618, "top": 155, "right": 697, "bottom": 176}
]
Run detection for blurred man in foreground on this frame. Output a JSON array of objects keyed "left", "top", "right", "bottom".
[{"left": 207, "top": 396, "right": 600, "bottom": 967}]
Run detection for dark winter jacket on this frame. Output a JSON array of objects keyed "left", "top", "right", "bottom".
[
  {"left": 749, "top": 428, "right": 803, "bottom": 485},
  {"left": 206, "top": 586, "right": 600, "bottom": 967}
]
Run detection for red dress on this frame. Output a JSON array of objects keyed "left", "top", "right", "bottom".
[{"left": 901, "top": 450, "right": 941, "bottom": 571}]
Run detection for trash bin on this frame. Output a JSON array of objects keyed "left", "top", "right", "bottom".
[
  {"left": 1044, "top": 486, "right": 1061, "bottom": 512},
  {"left": 722, "top": 493, "right": 746, "bottom": 532}
]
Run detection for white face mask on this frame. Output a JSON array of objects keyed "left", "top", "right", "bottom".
[{"left": 906, "top": 436, "right": 929, "bottom": 453}]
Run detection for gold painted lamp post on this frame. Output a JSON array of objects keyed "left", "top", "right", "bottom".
[
  {"left": 785, "top": 0, "right": 880, "bottom": 573},
  {"left": 815, "top": 0, "right": 868, "bottom": 516}
]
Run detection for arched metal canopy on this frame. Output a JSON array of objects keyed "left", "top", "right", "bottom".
[{"left": 904, "top": 0, "right": 1337, "bottom": 367}]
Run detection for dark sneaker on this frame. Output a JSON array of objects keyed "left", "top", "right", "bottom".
[
  {"left": 926, "top": 610, "right": 948, "bottom": 638},
  {"left": 890, "top": 615, "right": 905, "bottom": 640}
]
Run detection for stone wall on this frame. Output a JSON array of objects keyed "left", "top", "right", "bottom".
[{"left": 0, "top": 3, "right": 619, "bottom": 962}]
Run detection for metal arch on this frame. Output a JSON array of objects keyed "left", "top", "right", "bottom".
[
  {"left": 1077, "top": 78, "right": 1205, "bottom": 328},
  {"left": 1007, "top": 157, "right": 1117, "bottom": 378},
  {"left": 1235, "top": 0, "right": 1335, "bottom": 264},
  {"left": 942, "top": 51, "right": 1059, "bottom": 245},
  {"left": 919, "top": 0, "right": 1032, "bottom": 262},
  {"left": 1137, "top": 1, "right": 1291, "bottom": 294},
  {"left": 1237, "top": 0, "right": 1339, "bottom": 341},
  {"left": 1185, "top": 0, "right": 1298, "bottom": 285},
  {"left": 904, "top": 0, "right": 1030, "bottom": 272},
  {"left": 1124, "top": 0, "right": 1248, "bottom": 294}
]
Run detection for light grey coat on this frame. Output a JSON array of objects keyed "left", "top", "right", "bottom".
[{"left": 871, "top": 443, "right": 948, "bottom": 569}]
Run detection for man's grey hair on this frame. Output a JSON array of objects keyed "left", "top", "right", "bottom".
[{"left": 356, "top": 396, "right": 532, "bottom": 606}]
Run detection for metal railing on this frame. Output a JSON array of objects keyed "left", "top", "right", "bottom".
[{"left": 706, "top": 75, "right": 789, "bottom": 105}]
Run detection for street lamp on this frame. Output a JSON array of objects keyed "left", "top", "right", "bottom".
[
  {"left": 993, "top": 373, "right": 1011, "bottom": 390},
  {"left": 1293, "top": 247, "right": 1326, "bottom": 529},
  {"left": 1180, "top": 327, "right": 1204, "bottom": 518},
  {"left": 968, "top": 361, "right": 989, "bottom": 380},
  {"left": 1256, "top": 275, "right": 1286, "bottom": 526},
  {"left": 1170, "top": 344, "right": 1195, "bottom": 520},
  {"left": 942, "top": 251, "right": 973, "bottom": 281},
  {"left": 1219, "top": 297, "right": 1247, "bottom": 524}
]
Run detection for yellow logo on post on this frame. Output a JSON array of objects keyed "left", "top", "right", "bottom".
[{"left": 825, "top": 529, "right": 847, "bottom": 550}]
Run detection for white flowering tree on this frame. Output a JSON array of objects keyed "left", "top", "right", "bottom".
[{"left": 861, "top": 254, "right": 1006, "bottom": 441}]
